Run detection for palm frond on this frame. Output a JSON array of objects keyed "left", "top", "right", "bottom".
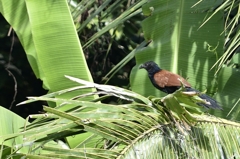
[
  {"left": 199, "top": 0, "right": 240, "bottom": 73},
  {"left": 2, "top": 77, "right": 240, "bottom": 158}
]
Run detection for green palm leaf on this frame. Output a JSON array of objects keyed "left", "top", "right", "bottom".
[{"left": 2, "top": 77, "right": 240, "bottom": 158}]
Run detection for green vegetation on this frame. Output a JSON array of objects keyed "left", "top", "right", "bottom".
[{"left": 0, "top": 0, "right": 239, "bottom": 158}]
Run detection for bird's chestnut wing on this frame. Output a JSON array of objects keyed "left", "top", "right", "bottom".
[{"left": 153, "top": 70, "right": 191, "bottom": 87}]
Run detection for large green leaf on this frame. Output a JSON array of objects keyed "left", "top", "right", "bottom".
[
  {"left": 0, "top": 0, "right": 41, "bottom": 77},
  {"left": 0, "top": 0, "right": 97, "bottom": 148},
  {"left": 212, "top": 67, "right": 240, "bottom": 119},
  {"left": 0, "top": 0, "right": 95, "bottom": 98},
  {"left": 130, "top": 0, "right": 224, "bottom": 106},
  {"left": 0, "top": 106, "right": 28, "bottom": 158},
  {"left": 24, "top": 0, "right": 94, "bottom": 95},
  {"left": 0, "top": 106, "right": 68, "bottom": 158}
]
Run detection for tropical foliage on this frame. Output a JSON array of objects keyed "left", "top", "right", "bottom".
[
  {"left": 2, "top": 76, "right": 240, "bottom": 158},
  {"left": 0, "top": 0, "right": 239, "bottom": 158}
]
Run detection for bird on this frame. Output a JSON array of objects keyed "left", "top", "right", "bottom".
[{"left": 139, "top": 61, "right": 222, "bottom": 109}]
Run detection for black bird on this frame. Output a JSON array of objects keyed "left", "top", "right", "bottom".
[{"left": 139, "top": 61, "right": 222, "bottom": 109}]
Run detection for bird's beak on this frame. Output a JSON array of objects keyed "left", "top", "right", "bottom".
[{"left": 139, "top": 64, "right": 145, "bottom": 69}]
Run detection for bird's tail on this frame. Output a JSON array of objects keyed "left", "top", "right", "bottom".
[{"left": 184, "top": 87, "right": 222, "bottom": 110}]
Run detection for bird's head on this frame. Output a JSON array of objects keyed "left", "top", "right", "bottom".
[{"left": 139, "top": 61, "right": 161, "bottom": 74}]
